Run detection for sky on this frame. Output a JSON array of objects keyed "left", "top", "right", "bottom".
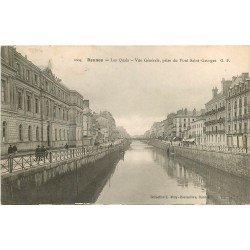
[{"left": 16, "top": 46, "right": 250, "bottom": 136}]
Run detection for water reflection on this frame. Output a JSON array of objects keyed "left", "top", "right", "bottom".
[
  {"left": 96, "top": 141, "right": 250, "bottom": 205},
  {"left": 1, "top": 151, "right": 125, "bottom": 204},
  {"left": 2, "top": 141, "right": 250, "bottom": 204}
]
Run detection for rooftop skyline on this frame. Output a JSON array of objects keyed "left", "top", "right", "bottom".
[{"left": 16, "top": 46, "right": 250, "bottom": 135}]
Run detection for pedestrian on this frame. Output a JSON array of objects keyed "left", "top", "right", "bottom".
[
  {"left": 13, "top": 145, "right": 17, "bottom": 155},
  {"left": 41, "top": 145, "right": 46, "bottom": 159},
  {"left": 44, "top": 146, "right": 48, "bottom": 158},
  {"left": 8, "top": 144, "right": 13, "bottom": 155},
  {"left": 65, "top": 143, "right": 69, "bottom": 150},
  {"left": 35, "top": 145, "right": 41, "bottom": 162},
  {"left": 167, "top": 147, "right": 170, "bottom": 156}
]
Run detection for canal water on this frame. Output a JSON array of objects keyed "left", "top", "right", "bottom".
[{"left": 2, "top": 140, "right": 250, "bottom": 204}]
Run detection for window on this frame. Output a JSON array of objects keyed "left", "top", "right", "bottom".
[
  {"left": 19, "top": 124, "right": 23, "bottom": 141},
  {"left": 53, "top": 105, "right": 56, "bottom": 118},
  {"left": 55, "top": 129, "right": 57, "bottom": 140},
  {"left": 45, "top": 81, "right": 48, "bottom": 91},
  {"left": 234, "top": 124, "right": 237, "bottom": 131},
  {"left": 36, "top": 126, "right": 39, "bottom": 141},
  {"left": 244, "top": 96, "right": 247, "bottom": 106},
  {"left": 63, "top": 130, "right": 65, "bottom": 140},
  {"left": 244, "top": 123, "right": 247, "bottom": 132},
  {"left": 63, "top": 109, "right": 65, "bottom": 120},
  {"left": 228, "top": 125, "right": 230, "bottom": 132},
  {"left": 239, "top": 98, "right": 242, "bottom": 107},
  {"left": 46, "top": 100, "right": 49, "bottom": 116},
  {"left": 18, "top": 91, "right": 22, "bottom": 109},
  {"left": 67, "top": 111, "right": 69, "bottom": 121},
  {"left": 27, "top": 95, "right": 31, "bottom": 112},
  {"left": 34, "top": 74, "right": 38, "bottom": 85},
  {"left": 234, "top": 100, "right": 237, "bottom": 109},
  {"left": 16, "top": 62, "right": 21, "bottom": 76},
  {"left": 28, "top": 126, "right": 32, "bottom": 141},
  {"left": 2, "top": 121, "right": 7, "bottom": 142},
  {"left": 35, "top": 98, "right": 39, "bottom": 113},
  {"left": 1, "top": 79, "right": 7, "bottom": 103},
  {"left": 26, "top": 69, "right": 30, "bottom": 81},
  {"left": 59, "top": 108, "right": 61, "bottom": 119},
  {"left": 59, "top": 129, "right": 61, "bottom": 140}
]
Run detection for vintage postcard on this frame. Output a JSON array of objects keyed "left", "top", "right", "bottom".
[{"left": 1, "top": 45, "right": 250, "bottom": 205}]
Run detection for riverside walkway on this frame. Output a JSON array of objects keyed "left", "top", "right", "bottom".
[{"left": 1, "top": 141, "right": 125, "bottom": 176}]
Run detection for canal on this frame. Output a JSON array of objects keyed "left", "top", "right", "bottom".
[{"left": 2, "top": 140, "right": 250, "bottom": 204}]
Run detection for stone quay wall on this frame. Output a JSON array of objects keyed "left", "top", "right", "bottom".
[
  {"left": 148, "top": 139, "right": 250, "bottom": 179},
  {"left": 1, "top": 142, "right": 129, "bottom": 188}
]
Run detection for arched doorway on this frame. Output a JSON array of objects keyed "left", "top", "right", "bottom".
[{"left": 47, "top": 125, "right": 50, "bottom": 147}]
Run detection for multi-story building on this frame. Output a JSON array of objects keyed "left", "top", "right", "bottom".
[
  {"left": 226, "top": 73, "right": 250, "bottom": 149},
  {"left": 164, "top": 113, "right": 176, "bottom": 140},
  {"left": 204, "top": 78, "right": 232, "bottom": 146},
  {"left": 1, "top": 46, "right": 92, "bottom": 155},
  {"left": 174, "top": 108, "right": 200, "bottom": 139},
  {"left": 149, "top": 121, "right": 165, "bottom": 139},
  {"left": 189, "top": 111, "right": 206, "bottom": 145}
]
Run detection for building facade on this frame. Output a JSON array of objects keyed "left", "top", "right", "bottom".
[
  {"left": 174, "top": 108, "right": 200, "bottom": 139},
  {"left": 164, "top": 113, "right": 176, "bottom": 140},
  {"left": 226, "top": 73, "right": 250, "bottom": 149},
  {"left": 204, "top": 79, "right": 231, "bottom": 146},
  {"left": 189, "top": 114, "right": 206, "bottom": 145},
  {"left": 1, "top": 46, "right": 92, "bottom": 155}
]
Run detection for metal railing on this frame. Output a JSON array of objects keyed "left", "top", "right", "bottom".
[
  {"left": 185, "top": 144, "right": 248, "bottom": 154},
  {"left": 151, "top": 139, "right": 249, "bottom": 154},
  {"left": 1, "top": 143, "right": 124, "bottom": 175}
]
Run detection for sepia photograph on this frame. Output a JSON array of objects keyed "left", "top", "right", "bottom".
[
  {"left": 1, "top": 2, "right": 250, "bottom": 250},
  {"left": 1, "top": 45, "right": 250, "bottom": 205}
]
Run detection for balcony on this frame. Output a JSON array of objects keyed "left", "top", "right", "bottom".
[
  {"left": 217, "top": 106, "right": 225, "bottom": 112},
  {"left": 243, "top": 114, "right": 249, "bottom": 119},
  {"left": 204, "top": 117, "right": 225, "bottom": 126},
  {"left": 217, "top": 129, "right": 225, "bottom": 134},
  {"left": 205, "top": 107, "right": 226, "bottom": 116},
  {"left": 205, "top": 129, "right": 225, "bottom": 135}
]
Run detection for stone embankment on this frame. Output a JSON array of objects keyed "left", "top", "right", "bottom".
[
  {"left": 148, "top": 139, "right": 250, "bottom": 179},
  {"left": 1, "top": 141, "right": 130, "bottom": 188}
]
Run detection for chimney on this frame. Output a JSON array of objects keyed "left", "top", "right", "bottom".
[
  {"left": 232, "top": 76, "right": 237, "bottom": 81},
  {"left": 221, "top": 79, "right": 232, "bottom": 94},
  {"left": 212, "top": 87, "right": 218, "bottom": 98},
  {"left": 241, "top": 72, "right": 249, "bottom": 80},
  {"left": 193, "top": 108, "right": 196, "bottom": 116},
  {"left": 83, "top": 100, "right": 89, "bottom": 108}
]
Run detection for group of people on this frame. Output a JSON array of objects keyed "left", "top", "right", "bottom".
[
  {"left": 8, "top": 145, "right": 18, "bottom": 155},
  {"left": 35, "top": 145, "right": 48, "bottom": 162}
]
